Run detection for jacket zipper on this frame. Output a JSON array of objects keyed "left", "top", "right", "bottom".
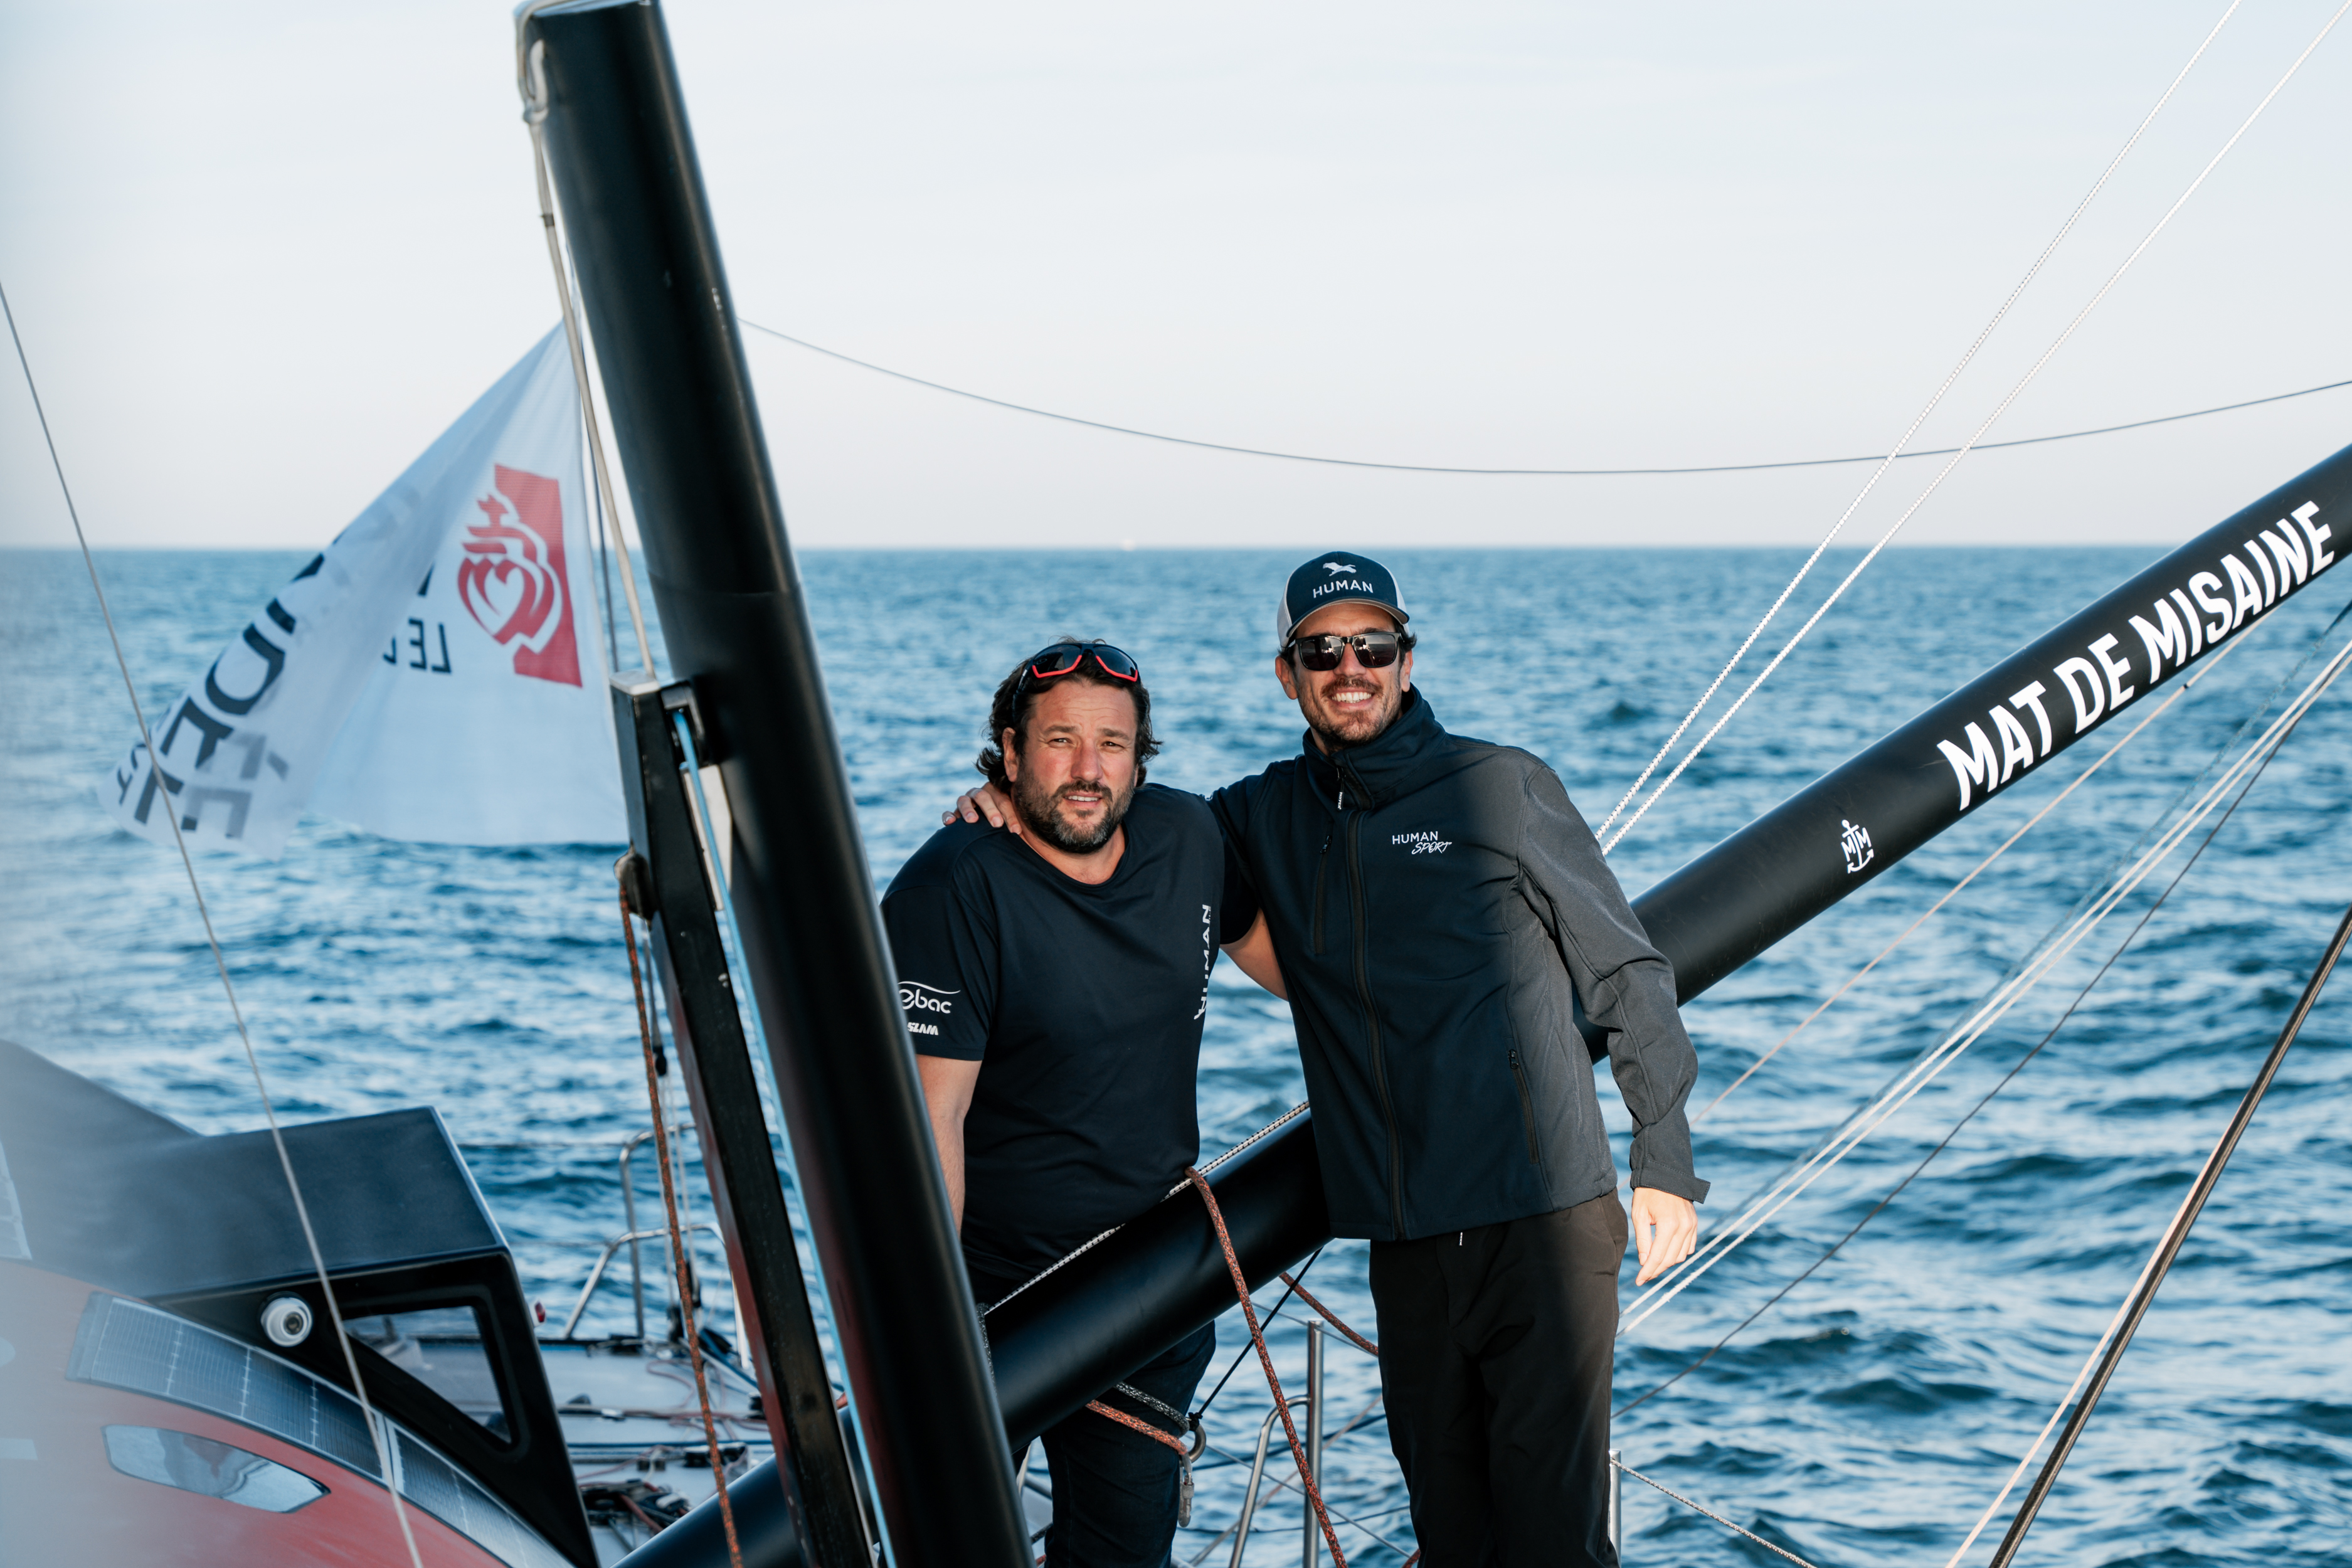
[
  {"left": 1340, "top": 766, "right": 1407, "bottom": 1236},
  {"left": 1311, "top": 822, "right": 1333, "bottom": 956},
  {"left": 1508, "top": 1049, "right": 1542, "bottom": 1168}
]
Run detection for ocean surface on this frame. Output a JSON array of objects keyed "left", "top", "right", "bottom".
[{"left": 5, "top": 545, "right": 2351, "bottom": 1567}]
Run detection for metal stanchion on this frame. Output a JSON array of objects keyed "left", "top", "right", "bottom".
[
  {"left": 1608, "top": 1446, "right": 1624, "bottom": 1562},
  {"left": 1303, "top": 1322, "right": 1325, "bottom": 1566}
]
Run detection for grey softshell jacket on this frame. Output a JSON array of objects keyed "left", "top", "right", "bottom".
[{"left": 1210, "top": 691, "right": 1707, "bottom": 1242}]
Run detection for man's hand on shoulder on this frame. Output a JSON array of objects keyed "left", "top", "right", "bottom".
[
  {"left": 1629, "top": 1187, "right": 1698, "bottom": 1286},
  {"left": 945, "top": 781, "right": 1022, "bottom": 839}
]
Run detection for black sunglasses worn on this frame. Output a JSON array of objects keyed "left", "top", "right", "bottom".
[
  {"left": 1285, "top": 629, "right": 1414, "bottom": 672},
  {"left": 1017, "top": 640, "right": 1142, "bottom": 692}
]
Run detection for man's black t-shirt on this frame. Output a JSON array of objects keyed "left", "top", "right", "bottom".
[{"left": 881, "top": 783, "right": 1258, "bottom": 1285}]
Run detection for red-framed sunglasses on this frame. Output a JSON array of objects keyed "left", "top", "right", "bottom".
[{"left": 1016, "top": 640, "right": 1142, "bottom": 693}]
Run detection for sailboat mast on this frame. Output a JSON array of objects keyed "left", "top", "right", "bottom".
[{"left": 524, "top": 6, "right": 1029, "bottom": 1567}]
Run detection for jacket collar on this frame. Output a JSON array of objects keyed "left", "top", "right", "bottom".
[{"left": 1300, "top": 687, "right": 1444, "bottom": 810}]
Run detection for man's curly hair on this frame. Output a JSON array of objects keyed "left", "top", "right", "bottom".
[{"left": 976, "top": 641, "right": 1162, "bottom": 792}]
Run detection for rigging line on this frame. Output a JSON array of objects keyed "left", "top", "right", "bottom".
[
  {"left": 1599, "top": 0, "right": 2349, "bottom": 857},
  {"left": 1983, "top": 904, "right": 2352, "bottom": 1566},
  {"left": 1591, "top": 0, "right": 2244, "bottom": 842},
  {"left": 518, "top": 21, "right": 656, "bottom": 679},
  {"left": 3, "top": 280, "right": 426, "bottom": 1568},
  {"left": 1690, "top": 682, "right": 2187, "bottom": 1126},
  {"left": 1618, "top": 709, "right": 2291, "bottom": 1423},
  {"left": 1613, "top": 1459, "right": 1826, "bottom": 1568},
  {"left": 1955, "top": 893, "right": 2352, "bottom": 1568},
  {"left": 738, "top": 319, "right": 2345, "bottom": 479},
  {"left": 1194, "top": 1247, "right": 1324, "bottom": 1418},
  {"left": 1619, "top": 631, "right": 2352, "bottom": 1336},
  {"left": 1688, "top": 586, "right": 2348, "bottom": 1280}
]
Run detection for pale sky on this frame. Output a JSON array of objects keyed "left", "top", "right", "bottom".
[{"left": 3, "top": 1, "right": 2348, "bottom": 551}]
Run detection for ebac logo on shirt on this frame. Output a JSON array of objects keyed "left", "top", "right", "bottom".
[{"left": 899, "top": 982, "right": 956, "bottom": 1037}]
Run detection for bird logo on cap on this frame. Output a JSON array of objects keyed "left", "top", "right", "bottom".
[{"left": 1323, "top": 561, "right": 1357, "bottom": 575}]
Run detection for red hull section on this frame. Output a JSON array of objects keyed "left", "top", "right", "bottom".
[{"left": 0, "top": 1261, "right": 512, "bottom": 1567}]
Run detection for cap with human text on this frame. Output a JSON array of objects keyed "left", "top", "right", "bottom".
[{"left": 1274, "top": 551, "right": 1409, "bottom": 646}]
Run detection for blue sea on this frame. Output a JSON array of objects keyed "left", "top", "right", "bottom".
[{"left": 5, "top": 546, "right": 2350, "bottom": 1567}]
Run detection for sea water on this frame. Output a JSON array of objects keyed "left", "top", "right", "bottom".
[{"left": 4, "top": 546, "right": 2349, "bottom": 1567}]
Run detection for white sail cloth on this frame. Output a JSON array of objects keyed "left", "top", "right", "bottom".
[{"left": 102, "top": 327, "right": 626, "bottom": 856}]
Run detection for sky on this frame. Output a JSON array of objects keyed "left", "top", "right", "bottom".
[{"left": 2, "top": 0, "right": 2348, "bottom": 551}]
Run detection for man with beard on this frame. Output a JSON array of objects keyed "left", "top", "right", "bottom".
[
  {"left": 952, "top": 559, "right": 1704, "bottom": 1566},
  {"left": 884, "top": 640, "right": 1280, "bottom": 1568}
]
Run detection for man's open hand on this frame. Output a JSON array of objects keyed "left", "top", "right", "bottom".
[
  {"left": 946, "top": 781, "right": 1021, "bottom": 838},
  {"left": 1629, "top": 1187, "right": 1698, "bottom": 1286}
]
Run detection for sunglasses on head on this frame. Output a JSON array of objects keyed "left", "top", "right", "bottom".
[
  {"left": 1285, "top": 629, "right": 1414, "bottom": 672},
  {"left": 1016, "top": 640, "right": 1142, "bottom": 692}
]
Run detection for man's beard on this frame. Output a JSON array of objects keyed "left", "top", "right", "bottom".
[
  {"left": 1305, "top": 677, "right": 1401, "bottom": 749},
  {"left": 1012, "top": 773, "right": 1136, "bottom": 854}
]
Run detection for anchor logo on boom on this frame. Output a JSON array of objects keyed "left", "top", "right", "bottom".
[{"left": 1840, "top": 819, "right": 1874, "bottom": 876}]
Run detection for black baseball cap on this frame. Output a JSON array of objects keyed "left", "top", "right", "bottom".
[{"left": 1274, "top": 551, "right": 1409, "bottom": 646}]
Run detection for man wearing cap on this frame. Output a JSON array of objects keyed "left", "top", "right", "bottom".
[
  {"left": 953, "top": 560, "right": 1704, "bottom": 1565},
  {"left": 887, "top": 639, "right": 1283, "bottom": 1568}
]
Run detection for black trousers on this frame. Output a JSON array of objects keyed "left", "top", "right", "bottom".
[
  {"left": 979, "top": 1267, "right": 1215, "bottom": 1568},
  {"left": 1368, "top": 1193, "right": 1629, "bottom": 1568}
]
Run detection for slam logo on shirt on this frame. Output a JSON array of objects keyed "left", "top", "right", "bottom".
[{"left": 898, "top": 982, "right": 956, "bottom": 1037}]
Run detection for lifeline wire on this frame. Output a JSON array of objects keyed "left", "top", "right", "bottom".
[
  {"left": 1618, "top": 687, "right": 2297, "bottom": 1422},
  {"left": 1599, "top": 0, "right": 2350, "bottom": 855},
  {"left": 1621, "top": 627, "right": 2352, "bottom": 1337},
  {"left": 1954, "top": 891, "right": 2352, "bottom": 1568},
  {"left": 1614, "top": 1459, "right": 1825, "bottom": 1568},
  {"left": 1589, "top": 0, "right": 2243, "bottom": 844},
  {"left": 731, "top": 335, "right": 2349, "bottom": 479},
  {"left": 3, "top": 280, "right": 426, "bottom": 1568}
]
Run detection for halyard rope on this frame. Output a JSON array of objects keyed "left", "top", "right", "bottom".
[
  {"left": 5, "top": 278, "right": 428, "bottom": 1568},
  {"left": 1622, "top": 628, "right": 2352, "bottom": 1336},
  {"left": 1185, "top": 1166, "right": 1353, "bottom": 1568},
  {"left": 619, "top": 890, "right": 744, "bottom": 1568},
  {"left": 1600, "top": 0, "right": 2352, "bottom": 854}
]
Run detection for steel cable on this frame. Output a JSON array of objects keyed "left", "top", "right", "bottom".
[
  {"left": 1617, "top": 678, "right": 2299, "bottom": 1421},
  {"left": 1621, "top": 627, "right": 2352, "bottom": 1336},
  {"left": 1601, "top": 0, "right": 2351, "bottom": 853}
]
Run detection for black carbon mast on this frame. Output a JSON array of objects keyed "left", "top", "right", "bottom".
[{"left": 524, "top": 4, "right": 1029, "bottom": 1566}]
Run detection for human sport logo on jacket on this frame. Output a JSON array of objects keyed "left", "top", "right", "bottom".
[{"left": 1210, "top": 691, "right": 1706, "bottom": 1242}]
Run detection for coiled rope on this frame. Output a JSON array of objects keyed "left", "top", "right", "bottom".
[
  {"left": 1599, "top": 0, "right": 2352, "bottom": 854},
  {"left": 1622, "top": 627, "right": 2352, "bottom": 1337}
]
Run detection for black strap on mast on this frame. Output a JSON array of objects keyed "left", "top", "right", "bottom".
[
  {"left": 1985, "top": 896, "right": 2352, "bottom": 1567},
  {"left": 526, "top": 4, "right": 1029, "bottom": 1565}
]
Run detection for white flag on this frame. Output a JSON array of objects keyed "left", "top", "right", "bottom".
[{"left": 102, "top": 328, "right": 627, "bottom": 856}]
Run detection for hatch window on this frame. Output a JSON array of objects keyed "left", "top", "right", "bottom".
[
  {"left": 350, "top": 1307, "right": 511, "bottom": 1441},
  {"left": 103, "top": 1426, "right": 326, "bottom": 1513}
]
